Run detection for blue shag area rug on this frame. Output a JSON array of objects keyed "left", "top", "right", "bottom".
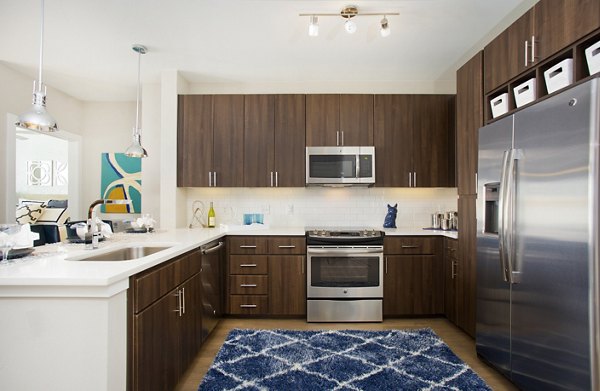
[{"left": 198, "top": 328, "right": 491, "bottom": 390}]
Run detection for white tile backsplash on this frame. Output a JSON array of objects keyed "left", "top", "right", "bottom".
[{"left": 185, "top": 187, "right": 458, "bottom": 229}]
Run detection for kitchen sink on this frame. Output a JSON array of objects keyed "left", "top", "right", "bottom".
[{"left": 67, "top": 245, "right": 172, "bottom": 261}]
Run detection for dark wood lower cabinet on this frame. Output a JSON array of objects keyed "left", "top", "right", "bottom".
[
  {"left": 269, "top": 255, "right": 306, "bottom": 316},
  {"left": 457, "top": 195, "right": 477, "bottom": 337},
  {"left": 444, "top": 238, "right": 458, "bottom": 325}
]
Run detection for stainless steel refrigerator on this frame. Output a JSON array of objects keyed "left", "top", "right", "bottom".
[{"left": 476, "top": 76, "right": 600, "bottom": 391}]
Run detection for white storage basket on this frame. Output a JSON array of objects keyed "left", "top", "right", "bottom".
[
  {"left": 585, "top": 40, "right": 600, "bottom": 75},
  {"left": 544, "top": 59, "right": 573, "bottom": 94},
  {"left": 513, "top": 78, "right": 536, "bottom": 108},
  {"left": 490, "top": 93, "right": 509, "bottom": 118}
]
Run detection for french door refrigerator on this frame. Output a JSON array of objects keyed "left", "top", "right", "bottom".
[{"left": 476, "top": 76, "right": 600, "bottom": 391}]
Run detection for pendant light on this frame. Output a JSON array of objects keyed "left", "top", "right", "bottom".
[
  {"left": 16, "top": 0, "right": 58, "bottom": 132},
  {"left": 125, "top": 44, "right": 148, "bottom": 158}
]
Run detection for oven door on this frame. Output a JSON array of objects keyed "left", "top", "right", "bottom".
[{"left": 307, "top": 246, "right": 383, "bottom": 298}]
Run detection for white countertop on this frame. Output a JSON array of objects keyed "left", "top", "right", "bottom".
[{"left": 0, "top": 225, "right": 457, "bottom": 296}]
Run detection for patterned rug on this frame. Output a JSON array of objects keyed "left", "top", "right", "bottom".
[{"left": 198, "top": 328, "right": 491, "bottom": 390}]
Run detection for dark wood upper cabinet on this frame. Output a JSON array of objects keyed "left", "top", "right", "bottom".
[
  {"left": 484, "top": 0, "right": 600, "bottom": 94},
  {"left": 306, "top": 94, "right": 373, "bottom": 146},
  {"left": 374, "top": 95, "right": 455, "bottom": 187},
  {"left": 213, "top": 95, "right": 244, "bottom": 187},
  {"left": 456, "top": 52, "right": 483, "bottom": 196},
  {"left": 534, "top": 0, "right": 600, "bottom": 60},
  {"left": 244, "top": 95, "right": 275, "bottom": 187},
  {"left": 412, "top": 95, "right": 455, "bottom": 187},
  {"left": 484, "top": 9, "right": 534, "bottom": 93},
  {"left": 339, "top": 94, "right": 374, "bottom": 145},
  {"left": 374, "top": 95, "right": 412, "bottom": 187},
  {"left": 177, "top": 95, "right": 213, "bottom": 187},
  {"left": 274, "top": 94, "right": 306, "bottom": 187},
  {"left": 306, "top": 94, "right": 339, "bottom": 146}
]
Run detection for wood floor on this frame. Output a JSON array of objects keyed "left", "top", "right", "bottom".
[{"left": 175, "top": 317, "right": 517, "bottom": 391}]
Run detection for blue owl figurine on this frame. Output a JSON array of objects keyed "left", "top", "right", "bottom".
[{"left": 383, "top": 204, "right": 398, "bottom": 228}]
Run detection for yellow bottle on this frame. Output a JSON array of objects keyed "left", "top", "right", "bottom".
[{"left": 207, "top": 202, "right": 216, "bottom": 228}]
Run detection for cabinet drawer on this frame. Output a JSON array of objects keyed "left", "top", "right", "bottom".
[
  {"left": 384, "top": 237, "right": 439, "bottom": 255},
  {"left": 133, "top": 250, "right": 201, "bottom": 313},
  {"left": 229, "top": 275, "right": 268, "bottom": 295},
  {"left": 229, "top": 295, "right": 268, "bottom": 315},
  {"left": 229, "top": 255, "right": 268, "bottom": 274},
  {"left": 268, "top": 237, "right": 306, "bottom": 254},
  {"left": 228, "top": 236, "right": 269, "bottom": 254}
]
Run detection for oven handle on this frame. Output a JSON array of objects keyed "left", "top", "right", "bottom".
[{"left": 307, "top": 247, "right": 383, "bottom": 255}]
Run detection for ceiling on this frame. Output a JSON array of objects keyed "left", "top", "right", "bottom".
[{"left": 0, "top": 0, "right": 526, "bottom": 101}]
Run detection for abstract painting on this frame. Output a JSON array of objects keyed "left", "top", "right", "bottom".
[{"left": 100, "top": 152, "right": 141, "bottom": 213}]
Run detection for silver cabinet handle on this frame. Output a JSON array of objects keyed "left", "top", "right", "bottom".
[
  {"left": 408, "top": 172, "right": 412, "bottom": 187},
  {"left": 173, "top": 289, "right": 182, "bottom": 316},
  {"left": 336, "top": 131, "right": 340, "bottom": 146},
  {"left": 475, "top": 172, "right": 478, "bottom": 195},
  {"left": 524, "top": 39, "right": 529, "bottom": 67},
  {"left": 278, "top": 245, "right": 296, "bottom": 249},
  {"left": 275, "top": 171, "right": 278, "bottom": 187},
  {"left": 213, "top": 171, "right": 217, "bottom": 187},
  {"left": 341, "top": 131, "right": 344, "bottom": 146},
  {"left": 181, "top": 287, "right": 185, "bottom": 314},
  {"left": 413, "top": 171, "right": 417, "bottom": 187},
  {"left": 201, "top": 241, "right": 224, "bottom": 254},
  {"left": 240, "top": 284, "right": 257, "bottom": 287},
  {"left": 240, "top": 263, "right": 257, "bottom": 267},
  {"left": 531, "top": 35, "right": 536, "bottom": 64},
  {"left": 240, "top": 304, "right": 257, "bottom": 308},
  {"left": 451, "top": 260, "right": 457, "bottom": 279},
  {"left": 209, "top": 171, "right": 212, "bottom": 187},
  {"left": 270, "top": 171, "right": 274, "bottom": 187},
  {"left": 239, "top": 245, "right": 257, "bottom": 249},
  {"left": 401, "top": 245, "right": 419, "bottom": 249}
]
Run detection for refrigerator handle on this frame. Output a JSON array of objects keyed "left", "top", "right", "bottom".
[
  {"left": 506, "top": 148, "right": 523, "bottom": 284},
  {"left": 499, "top": 150, "right": 511, "bottom": 282}
]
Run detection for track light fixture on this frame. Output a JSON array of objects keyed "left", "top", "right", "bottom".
[{"left": 300, "top": 5, "right": 398, "bottom": 37}]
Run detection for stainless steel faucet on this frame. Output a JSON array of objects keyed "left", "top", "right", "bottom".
[{"left": 86, "top": 199, "right": 132, "bottom": 249}]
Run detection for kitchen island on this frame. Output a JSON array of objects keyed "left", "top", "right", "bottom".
[{"left": 0, "top": 226, "right": 456, "bottom": 391}]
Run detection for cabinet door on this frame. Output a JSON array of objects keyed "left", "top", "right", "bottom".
[
  {"left": 444, "top": 238, "right": 458, "bottom": 325},
  {"left": 177, "top": 95, "right": 213, "bottom": 187},
  {"left": 306, "top": 94, "right": 339, "bottom": 146},
  {"left": 133, "top": 288, "right": 181, "bottom": 391},
  {"left": 244, "top": 95, "right": 275, "bottom": 187},
  {"left": 457, "top": 195, "right": 477, "bottom": 337},
  {"left": 535, "top": 0, "right": 600, "bottom": 60},
  {"left": 201, "top": 245, "right": 223, "bottom": 341},
  {"left": 339, "top": 94, "right": 374, "bottom": 146},
  {"left": 484, "top": 10, "right": 534, "bottom": 93},
  {"left": 412, "top": 95, "right": 455, "bottom": 187},
  {"left": 268, "top": 255, "right": 306, "bottom": 315},
  {"left": 213, "top": 95, "right": 244, "bottom": 187},
  {"left": 179, "top": 274, "right": 203, "bottom": 371},
  {"left": 274, "top": 94, "right": 305, "bottom": 187},
  {"left": 374, "top": 95, "right": 413, "bottom": 187},
  {"left": 456, "top": 52, "right": 483, "bottom": 195},
  {"left": 384, "top": 255, "right": 442, "bottom": 316}
]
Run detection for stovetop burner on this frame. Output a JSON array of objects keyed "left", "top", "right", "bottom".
[{"left": 306, "top": 228, "right": 384, "bottom": 245}]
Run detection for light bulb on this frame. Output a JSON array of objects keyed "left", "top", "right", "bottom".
[
  {"left": 308, "top": 15, "right": 319, "bottom": 37},
  {"left": 380, "top": 17, "right": 390, "bottom": 37},
  {"left": 344, "top": 19, "right": 357, "bottom": 34}
]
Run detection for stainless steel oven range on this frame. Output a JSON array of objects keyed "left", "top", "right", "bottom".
[{"left": 306, "top": 229, "right": 384, "bottom": 322}]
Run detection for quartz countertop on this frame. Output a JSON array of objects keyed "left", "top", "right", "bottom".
[{"left": 0, "top": 225, "right": 456, "bottom": 295}]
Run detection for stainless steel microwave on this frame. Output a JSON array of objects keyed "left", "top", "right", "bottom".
[{"left": 306, "top": 146, "right": 375, "bottom": 186}]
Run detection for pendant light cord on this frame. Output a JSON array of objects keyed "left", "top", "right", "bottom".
[
  {"left": 135, "top": 49, "right": 141, "bottom": 132},
  {"left": 38, "top": 0, "right": 45, "bottom": 92}
]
